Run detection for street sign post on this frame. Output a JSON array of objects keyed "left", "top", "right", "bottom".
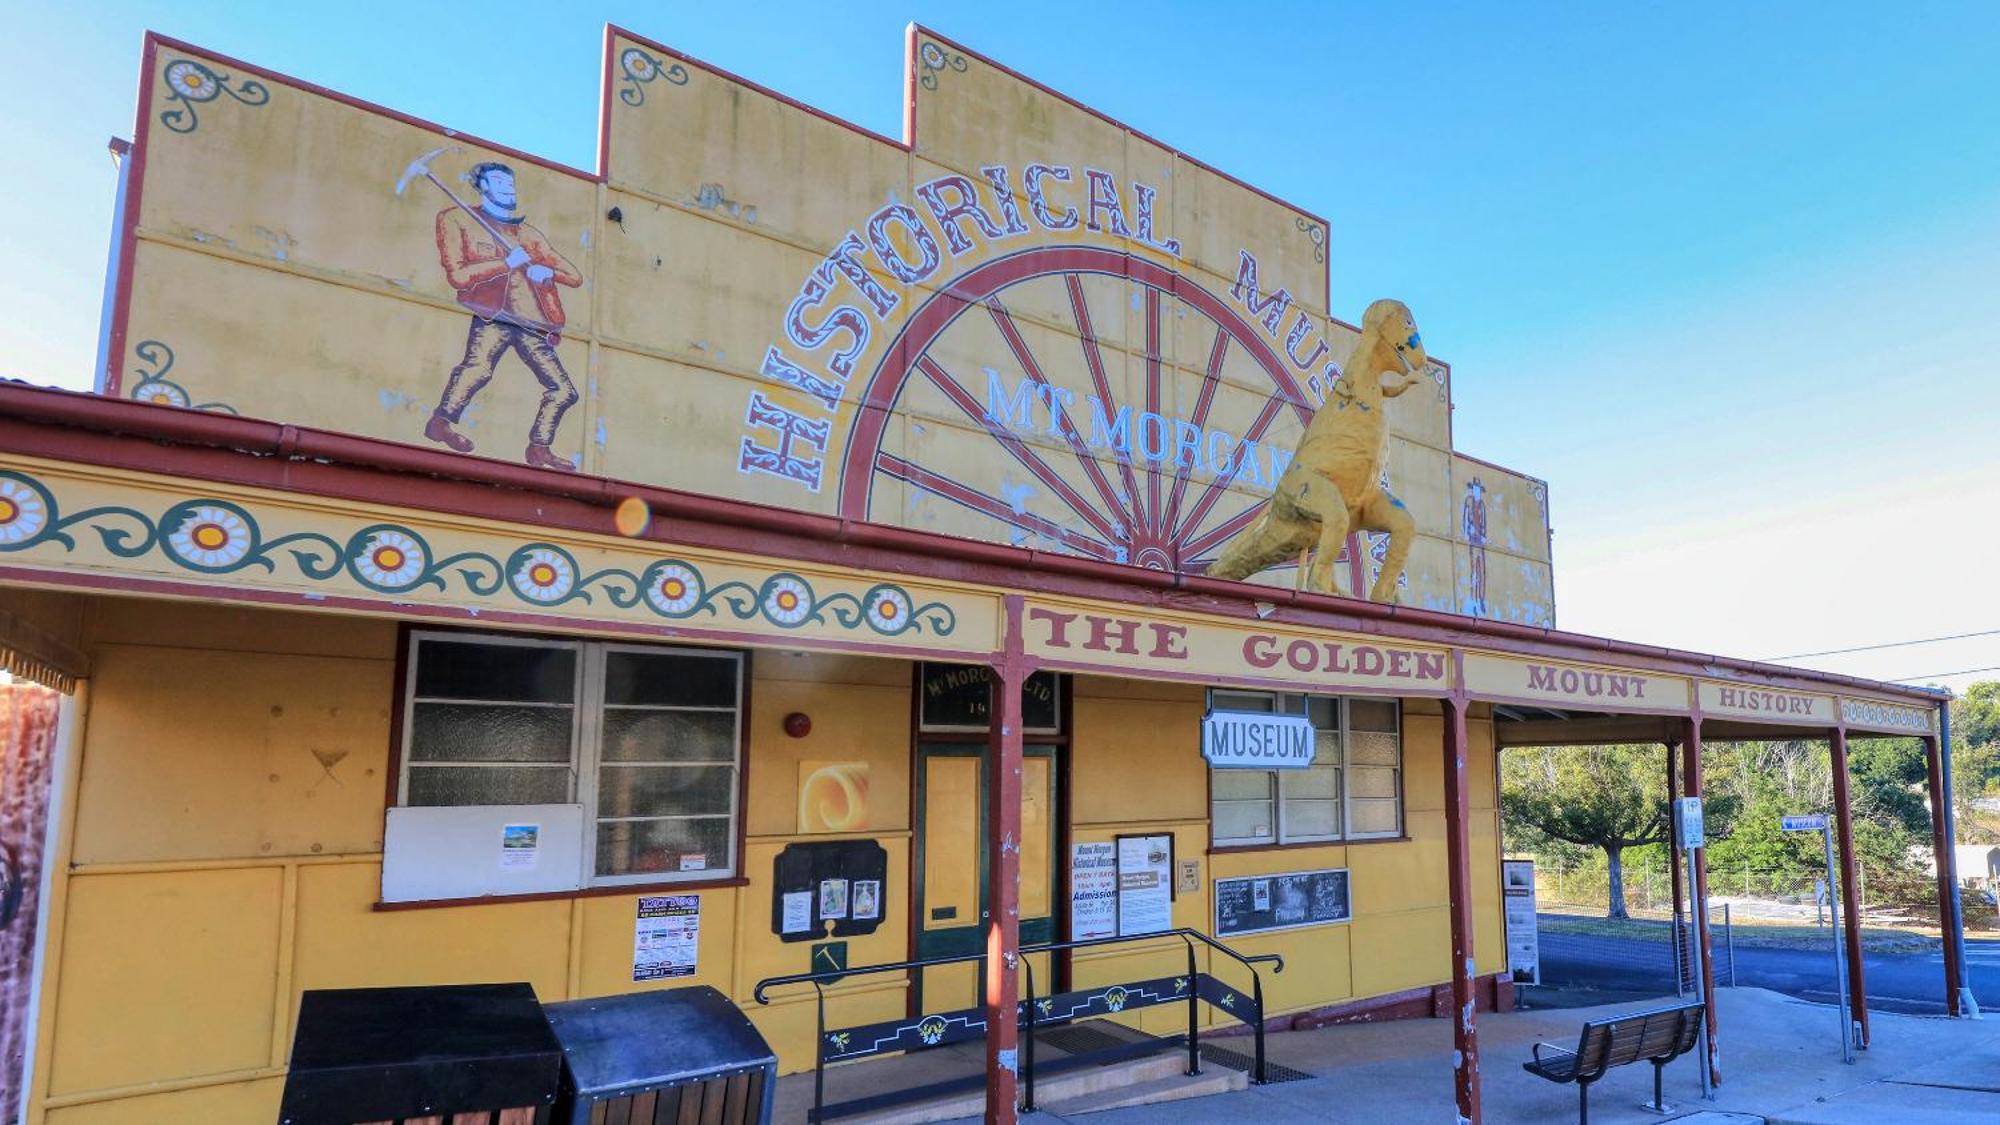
[
  {"left": 1674, "top": 796, "right": 1712, "bottom": 1100},
  {"left": 1783, "top": 812, "right": 1854, "bottom": 1063}
]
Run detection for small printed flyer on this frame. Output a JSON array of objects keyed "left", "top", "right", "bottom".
[
  {"left": 851, "top": 879, "right": 881, "bottom": 921},
  {"left": 633, "top": 895, "right": 701, "bottom": 982},
  {"left": 781, "top": 890, "right": 814, "bottom": 934},
  {"left": 499, "top": 823, "right": 539, "bottom": 870}
]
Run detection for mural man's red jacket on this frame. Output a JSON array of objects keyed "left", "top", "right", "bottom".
[{"left": 434, "top": 208, "right": 582, "bottom": 335}]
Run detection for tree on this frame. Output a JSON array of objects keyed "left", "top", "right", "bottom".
[{"left": 1501, "top": 744, "right": 1738, "bottom": 920}]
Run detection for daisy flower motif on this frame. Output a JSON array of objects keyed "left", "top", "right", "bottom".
[
  {"left": 0, "top": 475, "right": 52, "bottom": 547},
  {"left": 511, "top": 547, "right": 576, "bottom": 603},
  {"left": 760, "top": 574, "right": 815, "bottom": 627},
  {"left": 621, "top": 48, "right": 658, "bottom": 81},
  {"left": 863, "top": 585, "right": 914, "bottom": 635},
  {"left": 352, "top": 528, "right": 427, "bottom": 591},
  {"left": 644, "top": 561, "right": 704, "bottom": 617},
  {"left": 131, "top": 379, "right": 190, "bottom": 408},
  {"left": 167, "top": 504, "right": 254, "bottom": 570},
  {"left": 164, "top": 60, "right": 221, "bottom": 102},
  {"left": 920, "top": 42, "right": 946, "bottom": 71}
]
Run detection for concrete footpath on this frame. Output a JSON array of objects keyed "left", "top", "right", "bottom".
[{"left": 958, "top": 988, "right": 2000, "bottom": 1123}]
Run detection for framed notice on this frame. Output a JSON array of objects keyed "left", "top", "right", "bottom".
[
  {"left": 1115, "top": 833, "right": 1174, "bottom": 936},
  {"left": 1503, "top": 859, "right": 1539, "bottom": 985},
  {"left": 1070, "top": 841, "right": 1118, "bottom": 940},
  {"left": 1214, "top": 869, "right": 1349, "bottom": 936}
]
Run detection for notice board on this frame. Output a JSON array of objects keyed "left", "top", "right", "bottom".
[{"left": 1213, "top": 868, "right": 1349, "bottom": 936}]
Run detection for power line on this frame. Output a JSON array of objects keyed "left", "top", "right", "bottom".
[
  {"left": 1887, "top": 665, "right": 2000, "bottom": 683},
  {"left": 1765, "top": 627, "right": 2000, "bottom": 661}
]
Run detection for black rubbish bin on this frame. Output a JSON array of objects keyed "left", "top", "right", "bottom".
[
  {"left": 278, "top": 982, "right": 563, "bottom": 1125},
  {"left": 544, "top": 986, "right": 777, "bottom": 1125}
]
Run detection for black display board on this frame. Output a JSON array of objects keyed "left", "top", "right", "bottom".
[
  {"left": 1213, "top": 868, "right": 1350, "bottom": 936},
  {"left": 918, "top": 663, "right": 1060, "bottom": 731},
  {"left": 771, "top": 840, "right": 888, "bottom": 943}
]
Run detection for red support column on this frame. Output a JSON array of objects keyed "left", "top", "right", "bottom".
[
  {"left": 1827, "top": 726, "right": 1870, "bottom": 1046},
  {"left": 1667, "top": 740, "right": 1684, "bottom": 959},
  {"left": 1923, "top": 733, "right": 1965, "bottom": 1016},
  {"left": 1442, "top": 679, "right": 1482, "bottom": 1125},
  {"left": 983, "top": 595, "right": 1027, "bottom": 1125},
  {"left": 1682, "top": 716, "right": 1721, "bottom": 1085}
]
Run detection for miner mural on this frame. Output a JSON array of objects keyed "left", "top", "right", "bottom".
[
  {"left": 397, "top": 149, "right": 584, "bottom": 470},
  {"left": 1208, "top": 299, "right": 1429, "bottom": 602}
]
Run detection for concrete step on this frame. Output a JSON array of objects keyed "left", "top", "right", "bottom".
[
  {"left": 838, "top": 1051, "right": 1187, "bottom": 1123},
  {"left": 1042, "top": 1065, "right": 1249, "bottom": 1115}
]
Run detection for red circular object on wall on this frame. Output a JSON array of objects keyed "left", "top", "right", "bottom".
[{"left": 783, "top": 712, "right": 812, "bottom": 739}]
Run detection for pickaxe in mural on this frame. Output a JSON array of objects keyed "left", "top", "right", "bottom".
[
  {"left": 1207, "top": 299, "right": 1429, "bottom": 602},
  {"left": 396, "top": 147, "right": 583, "bottom": 471}
]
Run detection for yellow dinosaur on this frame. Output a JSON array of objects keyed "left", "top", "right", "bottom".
[{"left": 1208, "top": 299, "right": 1428, "bottom": 602}]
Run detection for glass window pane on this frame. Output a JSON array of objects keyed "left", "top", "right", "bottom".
[
  {"left": 1283, "top": 798, "right": 1341, "bottom": 839},
  {"left": 1349, "top": 798, "right": 1400, "bottom": 835},
  {"left": 408, "top": 702, "right": 574, "bottom": 763},
  {"left": 1349, "top": 699, "right": 1398, "bottom": 732},
  {"left": 1213, "top": 800, "right": 1274, "bottom": 843},
  {"left": 1283, "top": 765, "right": 1340, "bottom": 800},
  {"left": 1212, "top": 771, "right": 1274, "bottom": 801},
  {"left": 597, "top": 764, "right": 736, "bottom": 820},
  {"left": 1350, "top": 766, "right": 1400, "bottom": 799},
  {"left": 596, "top": 816, "right": 732, "bottom": 878},
  {"left": 601, "top": 709, "right": 736, "bottom": 763},
  {"left": 1212, "top": 690, "right": 1274, "bottom": 714},
  {"left": 1278, "top": 694, "right": 1307, "bottom": 716},
  {"left": 603, "top": 650, "right": 738, "bottom": 708},
  {"left": 414, "top": 639, "right": 575, "bottom": 703},
  {"left": 1348, "top": 731, "right": 1400, "bottom": 766},
  {"left": 1307, "top": 697, "right": 1338, "bottom": 729},
  {"left": 406, "top": 765, "right": 570, "bottom": 806},
  {"left": 1313, "top": 729, "right": 1341, "bottom": 767}
]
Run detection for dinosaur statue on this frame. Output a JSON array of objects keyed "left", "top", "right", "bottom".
[{"left": 1207, "top": 298, "right": 1428, "bottom": 602}]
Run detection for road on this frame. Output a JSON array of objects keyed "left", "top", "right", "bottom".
[{"left": 1536, "top": 917, "right": 2000, "bottom": 1015}]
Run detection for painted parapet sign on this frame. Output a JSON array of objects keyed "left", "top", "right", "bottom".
[{"left": 109, "top": 24, "right": 1555, "bottom": 623}]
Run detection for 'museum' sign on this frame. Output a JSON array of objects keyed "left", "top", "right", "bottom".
[{"left": 1202, "top": 710, "right": 1316, "bottom": 769}]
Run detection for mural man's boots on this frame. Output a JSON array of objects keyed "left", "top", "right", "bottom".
[
  {"left": 525, "top": 444, "right": 574, "bottom": 472},
  {"left": 423, "top": 413, "right": 473, "bottom": 453}
]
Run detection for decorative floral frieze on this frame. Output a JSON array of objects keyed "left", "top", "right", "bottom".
[{"left": 0, "top": 470, "right": 958, "bottom": 640}]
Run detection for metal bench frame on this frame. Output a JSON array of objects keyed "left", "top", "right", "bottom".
[{"left": 1521, "top": 1000, "right": 1703, "bottom": 1123}]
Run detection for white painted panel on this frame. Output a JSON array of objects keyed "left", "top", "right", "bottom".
[{"left": 382, "top": 803, "right": 585, "bottom": 902}]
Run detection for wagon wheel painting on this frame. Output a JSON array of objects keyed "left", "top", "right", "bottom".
[{"left": 837, "top": 246, "right": 1370, "bottom": 585}]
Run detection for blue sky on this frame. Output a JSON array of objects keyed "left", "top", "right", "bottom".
[{"left": 6, "top": 2, "right": 1999, "bottom": 691}]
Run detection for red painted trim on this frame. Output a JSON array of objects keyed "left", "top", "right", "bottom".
[
  {"left": 1923, "top": 734, "right": 1965, "bottom": 1015},
  {"left": 1827, "top": 726, "right": 1870, "bottom": 1046},
  {"left": 0, "top": 384, "right": 1947, "bottom": 706},
  {"left": 1682, "top": 715, "right": 1721, "bottom": 1085},
  {"left": 374, "top": 875, "right": 750, "bottom": 912},
  {"left": 103, "top": 34, "right": 159, "bottom": 397},
  {"left": 1204, "top": 971, "right": 1514, "bottom": 1036}
]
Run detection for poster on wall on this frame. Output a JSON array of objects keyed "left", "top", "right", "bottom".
[
  {"left": 1116, "top": 834, "right": 1174, "bottom": 936},
  {"left": 633, "top": 895, "right": 701, "bottom": 982},
  {"left": 1070, "top": 841, "right": 1117, "bottom": 940},
  {"left": 1503, "top": 859, "right": 1539, "bottom": 986},
  {"left": 1214, "top": 869, "right": 1350, "bottom": 936},
  {"left": 498, "top": 823, "right": 539, "bottom": 869},
  {"left": 798, "top": 762, "right": 871, "bottom": 833}
]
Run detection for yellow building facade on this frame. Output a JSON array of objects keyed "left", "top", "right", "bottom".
[{"left": 0, "top": 22, "right": 1956, "bottom": 1125}]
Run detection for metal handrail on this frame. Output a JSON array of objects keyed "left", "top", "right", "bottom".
[
  {"left": 751, "top": 926, "right": 1281, "bottom": 1002},
  {"left": 754, "top": 925, "right": 1283, "bottom": 1121}
]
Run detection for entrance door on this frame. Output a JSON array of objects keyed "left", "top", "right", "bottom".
[{"left": 914, "top": 743, "right": 1057, "bottom": 1012}]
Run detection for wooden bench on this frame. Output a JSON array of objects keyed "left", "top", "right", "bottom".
[{"left": 1522, "top": 1000, "right": 1704, "bottom": 1122}]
